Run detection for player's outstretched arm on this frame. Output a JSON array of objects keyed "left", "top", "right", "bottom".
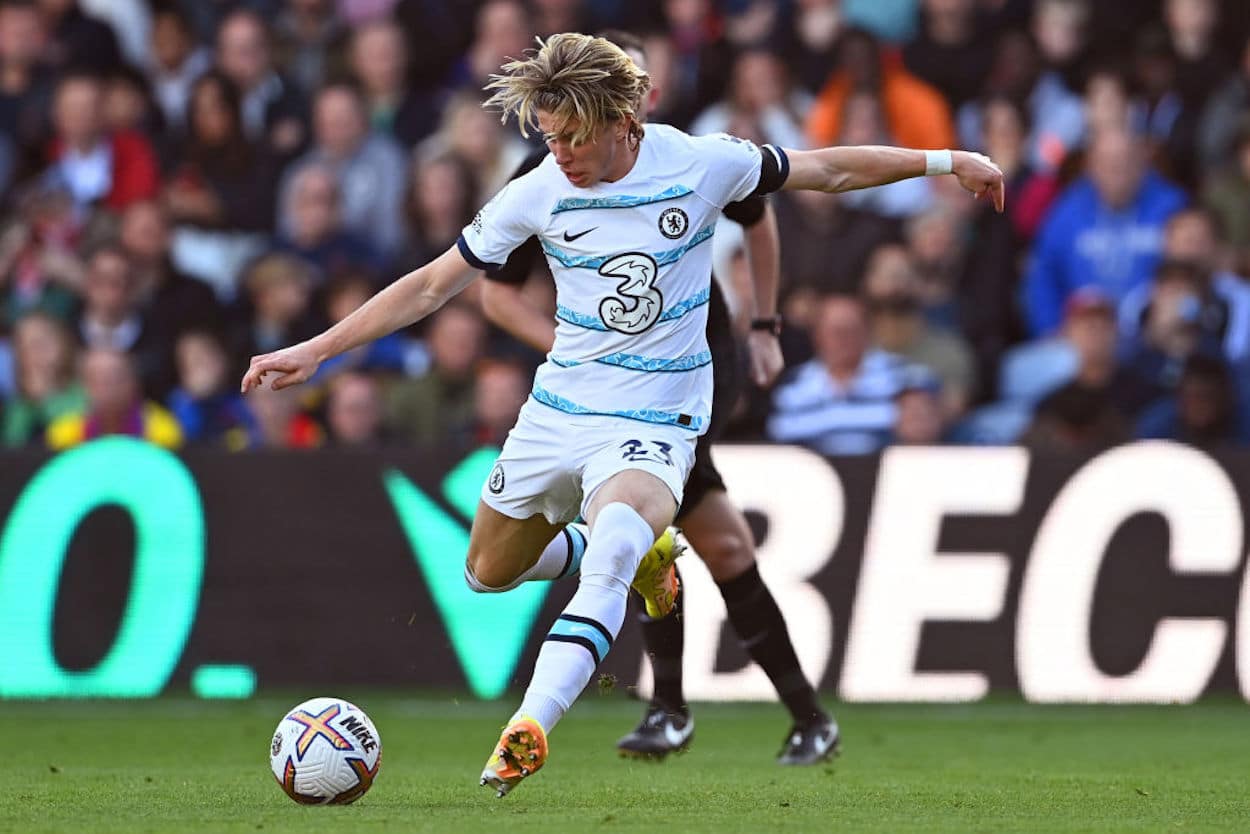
[
  {"left": 782, "top": 146, "right": 1005, "bottom": 212},
  {"left": 240, "top": 246, "right": 478, "bottom": 392}
]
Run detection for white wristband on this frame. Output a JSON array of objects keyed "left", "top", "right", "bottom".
[{"left": 924, "top": 149, "right": 953, "bottom": 176}]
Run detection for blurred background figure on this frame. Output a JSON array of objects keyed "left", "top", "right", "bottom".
[
  {"left": 384, "top": 301, "right": 484, "bottom": 447},
  {"left": 275, "top": 163, "right": 386, "bottom": 282},
  {"left": 1023, "top": 128, "right": 1187, "bottom": 337},
  {"left": 767, "top": 293, "right": 909, "bottom": 455},
  {"left": 347, "top": 16, "right": 438, "bottom": 148},
  {"left": 324, "top": 369, "right": 387, "bottom": 447},
  {"left": 45, "top": 347, "right": 181, "bottom": 449},
  {"left": 214, "top": 8, "right": 308, "bottom": 158},
  {"left": 44, "top": 72, "right": 160, "bottom": 212},
  {"left": 279, "top": 80, "right": 405, "bottom": 258},
  {"left": 1, "top": 311, "right": 82, "bottom": 446},
  {"left": 468, "top": 357, "right": 528, "bottom": 448},
  {"left": 1136, "top": 352, "right": 1250, "bottom": 446},
  {"left": 167, "top": 327, "right": 256, "bottom": 449},
  {"left": 860, "top": 243, "right": 974, "bottom": 420},
  {"left": 890, "top": 365, "right": 947, "bottom": 445}
]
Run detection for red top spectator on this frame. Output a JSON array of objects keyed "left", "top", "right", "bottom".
[{"left": 45, "top": 71, "right": 159, "bottom": 211}]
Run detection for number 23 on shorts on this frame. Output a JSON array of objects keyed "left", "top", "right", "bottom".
[{"left": 619, "top": 439, "right": 674, "bottom": 466}]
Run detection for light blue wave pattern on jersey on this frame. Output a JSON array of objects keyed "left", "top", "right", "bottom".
[
  {"left": 550, "top": 184, "right": 693, "bottom": 214},
  {"left": 549, "top": 349, "right": 712, "bottom": 373},
  {"left": 541, "top": 222, "right": 715, "bottom": 270},
  {"left": 530, "top": 384, "right": 706, "bottom": 432}
]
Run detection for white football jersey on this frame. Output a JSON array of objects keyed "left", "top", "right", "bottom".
[{"left": 458, "top": 124, "right": 767, "bottom": 435}]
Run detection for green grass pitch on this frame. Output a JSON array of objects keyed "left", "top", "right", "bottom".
[{"left": 4, "top": 695, "right": 1249, "bottom": 833}]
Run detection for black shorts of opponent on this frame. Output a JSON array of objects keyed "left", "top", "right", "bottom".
[{"left": 675, "top": 278, "right": 743, "bottom": 521}]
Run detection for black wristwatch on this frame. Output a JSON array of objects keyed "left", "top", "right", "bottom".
[{"left": 750, "top": 315, "right": 783, "bottom": 336}]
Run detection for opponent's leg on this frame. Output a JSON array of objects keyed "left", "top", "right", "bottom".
[
  {"left": 483, "top": 470, "right": 675, "bottom": 796},
  {"left": 685, "top": 490, "right": 839, "bottom": 765}
]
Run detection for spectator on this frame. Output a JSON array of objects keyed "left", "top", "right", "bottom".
[
  {"left": 834, "top": 89, "right": 934, "bottom": 218},
  {"left": 774, "top": 188, "right": 902, "bottom": 319},
  {"left": 145, "top": 4, "right": 211, "bottom": 136},
  {"left": 689, "top": 48, "right": 810, "bottom": 149},
  {"left": 956, "top": 26, "right": 1085, "bottom": 176},
  {"left": 1136, "top": 352, "right": 1250, "bottom": 446},
  {"left": 272, "top": 0, "right": 348, "bottom": 98},
  {"left": 215, "top": 7, "right": 308, "bottom": 158},
  {"left": 891, "top": 366, "right": 946, "bottom": 445},
  {"left": 1023, "top": 127, "right": 1187, "bottom": 337},
  {"left": 279, "top": 80, "right": 406, "bottom": 258},
  {"left": 459, "top": 0, "right": 531, "bottom": 89},
  {"left": 1202, "top": 117, "right": 1250, "bottom": 273},
  {"left": 774, "top": 0, "right": 845, "bottom": 92},
  {"left": 119, "top": 199, "right": 222, "bottom": 368},
  {"left": 163, "top": 71, "right": 279, "bottom": 235},
  {"left": 652, "top": 0, "right": 734, "bottom": 129},
  {"left": 1123, "top": 259, "right": 1226, "bottom": 393},
  {"left": 401, "top": 152, "right": 477, "bottom": 270},
  {"left": 384, "top": 302, "right": 485, "bottom": 447},
  {"left": 312, "top": 271, "right": 410, "bottom": 378},
  {"left": 46, "top": 347, "right": 182, "bottom": 449},
  {"left": 1198, "top": 33, "right": 1250, "bottom": 170},
  {"left": 231, "top": 252, "right": 321, "bottom": 365},
  {"left": 324, "top": 370, "right": 387, "bottom": 447},
  {"left": 902, "top": 0, "right": 995, "bottom": 111},
  {"left": 166, "top": 328, "right": 257, "bottom": 449},
  {"left": 244, "top": 384, "right": 322, "bottom": 448},
  {"left": 275, "top": 163, "right": 387, "bottom": 282},
  {"left": 77, "top": 0, "right": 148, "bottom": 67},
  {"left": 0, "top": 182, "right": 86, "bottom": 326},
  {"left": 469, "top": 357, "right": 528, "bottom": 447},
  {"left": 766, "top": 293, "right": 909, "bottom": 455},
  {"left": 1018, "top": 379, "right": 1129, "bottom": 453},
  {"left": 0, "top": 0, "right": 53, "bottom": 154},
  {"left": 348, "top": 16, "right": 439, "bottom": 148},
  {"left": 1032, "top": 0, "right": 1091, "bottom": 99},
  {"left": 1119, "top": 208, "right": 1250, "bottom": 364},
  {"left": 37, "top": 0, "right": 122, "bottom": 73},
  {"left": 977, "top": 96, "right": 1060, "bottom": 243},
  {"left": 805, "top": 27, "right": 956, "bottom": 153},
  {"left": 1164, "top": 0, "right": 1231, "bottom": 119},
  {"left": 1, "top": 310, "right": 83, "bottom": 446},
  {"left": 861, "top": 244, "right": 975, "bottom": 418},
  {"left": 44, "top": 72, "right": 160, "bottom": 212},
  {"left": 103, "top": 65, "right": 163, "bottom": 140},
  {"left": 72, "top": 243, "right": 172, "bottom": 394},
  {"left": 419, "top": 91, "right": 528, "bottom": 206}
]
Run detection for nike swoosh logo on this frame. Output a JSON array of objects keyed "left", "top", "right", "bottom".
[
  {"left": 563, "top": 227, "right": 597, "bottom": 242},
  {"left": 663, "top": 719, "right": 693, "bottom": 747}
]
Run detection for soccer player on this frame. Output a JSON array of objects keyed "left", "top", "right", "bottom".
[
  {"left": 240, "top": 33, "right": 1003, "bottom": 798},
  {"left": 478, "top": 31, "right": 840, "bottom": 766}
]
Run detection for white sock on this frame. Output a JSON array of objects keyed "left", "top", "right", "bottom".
[
  {"left": 512, "top": 503, "right": 655, "bottom": 733},
  {"left": 464, "top": 523, "right": 587, "bottom": 592}
]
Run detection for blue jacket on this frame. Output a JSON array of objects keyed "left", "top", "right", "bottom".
[{"left": 1023, "top": 171, "right": 1187, "bottom": 336}]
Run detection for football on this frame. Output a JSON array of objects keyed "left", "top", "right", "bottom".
[{"left": 269, "top": 697, "right": 382, "bottom": 805}]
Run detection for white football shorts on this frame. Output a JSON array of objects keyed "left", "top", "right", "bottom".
[{"left": 480, "top": 397, "right": 698, "bottom": 524}]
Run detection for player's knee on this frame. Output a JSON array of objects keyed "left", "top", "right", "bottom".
[
  {"left": 463, "top": 552, "right": 515, "bottom": 593},
  {"left": 696, "top": 529, "right": 756, "bottom": 583}
]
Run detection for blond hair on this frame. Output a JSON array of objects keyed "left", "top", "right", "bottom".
[{"left": 484, "top": 33, "right": 650, "bottom": 147}]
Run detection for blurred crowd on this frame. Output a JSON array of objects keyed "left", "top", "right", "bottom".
[{"left": 0, "top": 0, "right": 1248, "bottom": 456}]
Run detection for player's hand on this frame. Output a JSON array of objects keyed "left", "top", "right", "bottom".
[
  {"left": 952, "top": 150, "right": 1005, "bottom": 213},
  {"left": 240, "top": 342, "right": 321, "bottom": 393},
  {"left": 746, "top": 330, "right": 784, "bottom": 387}
]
